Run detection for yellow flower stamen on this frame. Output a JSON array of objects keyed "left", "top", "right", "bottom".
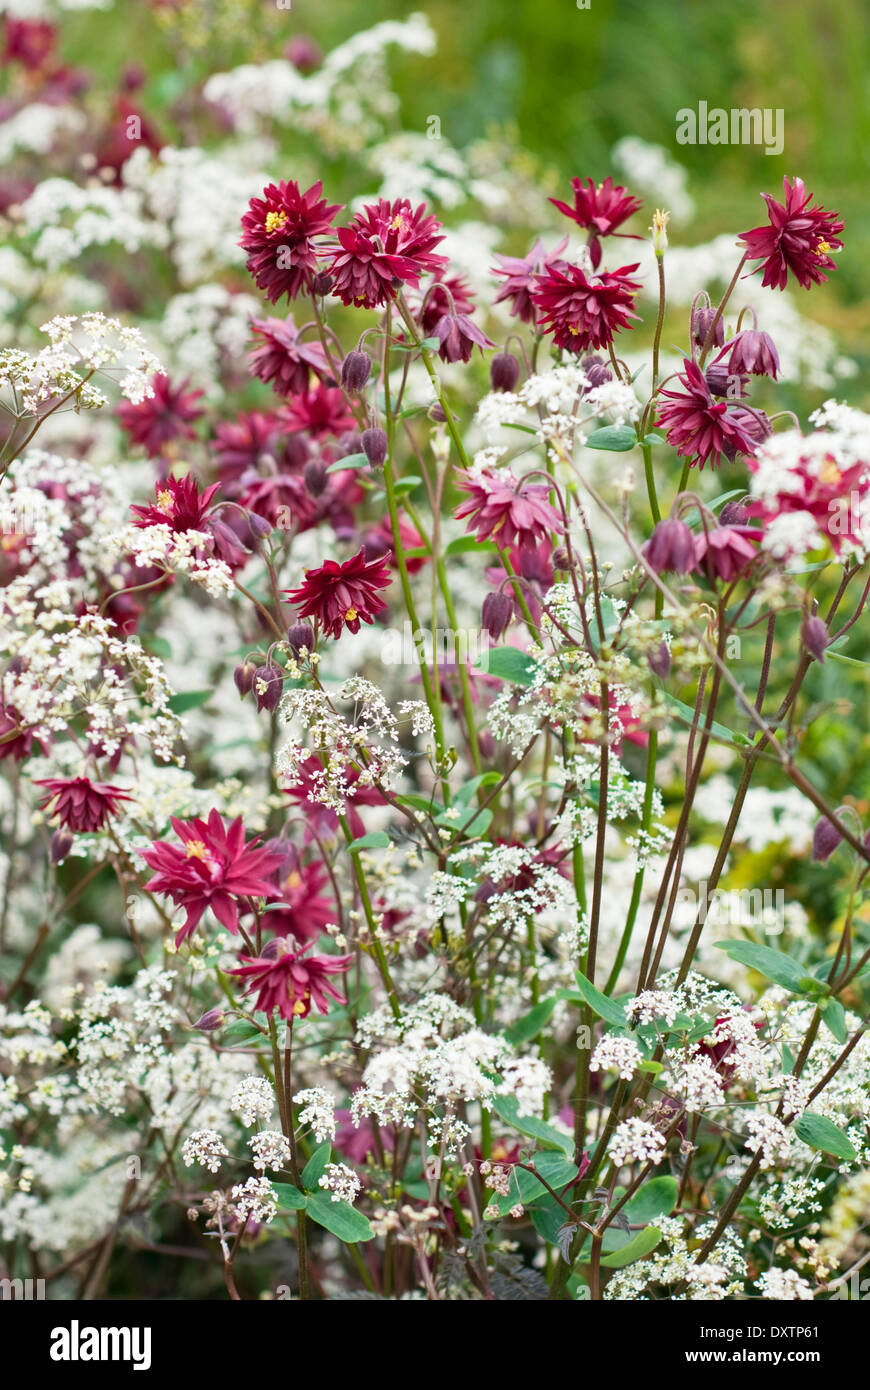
[
  {"left": 345, "top": 607, "right": 358, "bottom": 622},
  {"left": 264, "top": 210, "right": 288, "bottom": 235},
  {"left": 185, "top": 840, "right": 209, "bottom": 859}
]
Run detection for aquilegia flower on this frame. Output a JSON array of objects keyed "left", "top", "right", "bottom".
[
  {"left": 247, "top": 316, "right": 331, "bottom": 396},
  {"left": 240, "top": 179, "right": 342, "bottom": 303},
  {"left": 130, "top": 474, "right": 220, "bottom": 532},
  {"left": 739, "top": 176, "right": 844, "bottom": 291},
  {"left": 492, "top": 236, "right": 569, "bottom": 324},
  {"left": 141, "top": 809, "right": 285, "bottom": 945},
  {"left": 532, "top": 263, "right": 641, "bottom": 352},
  {"left": 285, "top": 548, "right": 393, "bottom": 639},
  {"left": 35, "top": 775, "right": 133, "bottom": 832},
  {"left": 117, "top": 374, "right": 204, "bottom": 457},
  {"left": 231, "top": 938, "right": 350, "bottom": 1020},
  {"left": 328, "top": 197, "right": 448, "bottom": 308},
  {"left": 656, "top": 358, "right": 761, "bottom": 470},
  {"left": 432, "top": 309, "right": 494, "bottom": 363},
  {"left": 693, "top": 523, "right": 761, "bottom": 582},
  {"left": 549, "top": 176, "right": 642, "bottom": 270},
  {"left": 454, "top": 469, "right": 563, "bottom": 552}
]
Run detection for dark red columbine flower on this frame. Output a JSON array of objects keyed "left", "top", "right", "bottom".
[
  {"left": 492, "top": 236, "right": 569, "bottom": 325},
  {"left": 280, "top": 385, "right": 355, "bottom": 440},
  {"left": 211, "top": 411, "right": 286, "bottom": 486},
  {"left": 247, "top": 316, "right": 331, "bottom": 396},
  {"left": 328, "top": 197, "right": 448, "bottom": 309},
  {"left": 0, "top": 700, "right": 43, "bottom": 762},
  {"left": 454, "top": 469, "right": 563, "bottom": 552},
  {"left": 117, "top": 374, "right": 204, "bottom": 458},
  {"left": 240, "top": 180, "right": 342, "bottom": 303},
  {"left": 130, "top": 473, "right": 220, "bottom": 531},
  {"left": 420, "top": 274, "right": 476, "bottom": 336},
  {"left": 34, "top": 776, "right": 133, "bottom": 832},
  {"left": 739, "top": 176, "right": 844, "bottom": 291},
  {"left": 260, "top": 848, "right": 336, "bottom": 945},
  {"left": 549, "top": 176, "right": 643, "bottom": 270},
  {"left": 363, "top": 513, "right": 428, "bottom": 574},
  {"left": 141, "top": 809, "right": 285, "bottom": 946},
  {"left": 285, "top": 548, "right": 393, "bottom": 639},
  {"left": 433, "top": 310, "right": 495, "bottom": 363},
  {"left": 726, "top": 329, "right": 780, "bottom": 380},
  {"left": 656, "top": 358, "right": 760, "bottom": 470},
  {"left": 693, "top": 523, "right": 760, "bottom": 582},
  {"left": 532, "top": 262, "right": 641, "bottom": 352},
  {"left": 3, "top": 16, "right": 55, "bottom": 68},
  {"left": 230, "top": 938, "right": 350, "bottom": 1020},
  {"left": 642, "top": 517, "right": 697, "bottom": 574}
]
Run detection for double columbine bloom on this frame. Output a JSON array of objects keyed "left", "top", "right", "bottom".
[
  {"left": 285, "top": 548, "right": 393, "bottom": 639},
  {"left": 35, "top": 775, "right": 133, "bottom": 832},
  {"left": 240, "top": 179, "right": 343, "bottom": 302},
  {"left": 739, "top": 175, "right": 844, "bottom": 291},
  {"left": 231, "top": 938, "right": 351, "bottom": 1021}
]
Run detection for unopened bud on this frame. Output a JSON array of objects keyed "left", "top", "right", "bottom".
[
  {"left": 248, "top": 512, "right": 273, "bottom": 539},
  {"left": 692, "top": 304, "right": 724, "bottom": 350},
  {"left": 361, "top": 427, "right": 388, "bottom": 467},
  {"left": 490, "top": 352, "right": 520, "bottom": 393},
  {"left": 312, "top": 272, "right": 334, "bottom": 296},
  {"left": 647, "top": 640, "right": 671, "bottom": 679},
  {"left": 51, "top": 827, "right": 74, "bottom": 863},
  {"left": 193, "top": 1008, "right": 225, "bottom": 1032},
  {"left": 341, "top": 350, "right": 372, "bottom": 392},
  {"left": 801, "top": 615, "right": 829, "bottom": 664},
  {"left": 304, "top": 457, "right": 328, "bottom": 497},
  {"left": 481, "top": 590, "right": 513, "bottom": 640},
  {"left": 287, "top": 622, "right": 314, "bottom": 657},
  {"left": 428, "top": 402, "right": 447, "bottom": 423},
  {"left": 812, "top": 818, "right": 843, "bottom": 862},
  {"left": 234, "top": 661, "right": 256, "bottom": 697},
  {"left": 253, "top": 664, "right": 283, "bottom": 713}
]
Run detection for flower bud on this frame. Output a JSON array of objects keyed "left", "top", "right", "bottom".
[
  {"left": 253, "top": 664, "right": 283, "bottom": 713},
  {"left": 647, "top": 640, "right": 671, "bottom": 679},
  {"left": 481, "top": 590, "right": 513, "bottom": 640},
  {"left": 477, "top": 729, "right": 495, "bottom": 759},
  {"left": 692, "top": 304, "right": 724, "bottom": 350},
  {"left": 728, "top": 329, "right": 780, "bottom": 381},
  {"left": 552, "top": 547, "right": 573, "bottom": 570},
  {"left": 193, "top": 1008, "right": 225, "bottom": 1032},
  {"left": 312, "top": 272, "right": 334, "bottom": 296},
  {"left": 341, "top": 350, "right": 372, "bottom": 393},
  {"left": 428, "top": 402, "right": 447, "bottom": 423},
  {"left": 581, "top": 354, "right": 613, "bottom": 389},
  {"left": 247, "top": 512, "right": 273, "bottom": 539},
  {"left": 812, "top": 818, "right": 843, "bottom": 862},
  {"left": 642, "top": 517, "right": 696, "bottom": 575},
  {"left": 361, "top": 427, "right": 388, "bottom": 467},
  {"left": 287, "top": 622, "right": 314, "bottom": 657},
  {"left": 490, "top": 352, "right": 520, "bottom": 393},
  {"left": 304, "top": 457, "right": 328, "bottom": 497},
  {"left": 802, "top": 615, "right": 829, "bottom": 663},
  {"left": 51, "top": 827, "right": 74, "bottom": 863},
  {"left": 718, "top": 499, "right": 750, "bottom": 527},
  {"left": 705, "top": 363, "right": 747, "bottom": 399},
  {"left": 234, "top": 661, "right": 256, "bottom": 697}
]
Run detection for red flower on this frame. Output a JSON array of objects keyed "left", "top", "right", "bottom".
[
  {"left": 34, "top": 776, "right": 133, "bottom": 832},
  {"left": 211, "top": 411, "right": 285, "bottom": 486},
  {"left": 532, "top": 262, "right": 641, "bottom": 352},
  {"left": 240, "top": 180, "right": 342, "bottom": 303},
  {"left": 549, "top": 176, "right": 642, "bottom": 270},
  {"left": 284, "top": 754, "right": 384, "bottom": 843},
  {"left": 231, "top": 938, "right": 350, "bottom": 1020},
  {"left": 141, "top": 809, "right": 285, "bottom": 946},
  {"left": 693, "top": 524, "right": 760, "bottom": 582},
  {"left": 117, "top": 374, "right": 204, "bottom": 458},
  {"left": 0, "top": 700, "right": 44, "bottom": 762},
  {"left": 280, "top": 385, "right": 355, "bottom": 440},
  {"left": 739, "top": 177, "right": 844, "bottom": 291},
  {"left": 261, "top": 849, "right": 336, "bottom": 945},
  {"left": 656, "top": 358, "right": 760, "bottom": 470},
  {"left": 285, "top": 548, "right": 393, "bottom": 639},
  {"left": 491, "top": 236, "right": 569, "bottom": 325},
  {"left": 3, "top": 17, "right": 55, "bottom": 69},
  {"left": 433, "top": 310, "right": 494, "bottom": 363},
  {"left": 247, "top": 316, "right": 331, "bottom": 397},
  {"left": 130, "top": 474, "right": 220, "bottom": 531},
  {"left": 454, "top": 469, "right": 563, "bottom": 552},
  {"left": 364, "top": 513, "right": 428, "bottom": 574},
  {"left": 420, "top": 275, "right": 476, "bottom": 336},
  {"left": 328, "top": 198, "right": 448, "bottom": 308}
]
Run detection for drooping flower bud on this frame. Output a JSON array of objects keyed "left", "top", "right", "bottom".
[
  {"left": 490, "top": 351, "right": 520, "bottom": 393},
  {"left": 304, "top": 457, "right": 328, "bottom": 497},
  {"left": 253, "top": 664, "right": 283, "bottom": 713},
  {"left": 341, "top": 350, "right": 372, "bottom": 392},
  {"left": 248, "top": 512, "right": 273, "bottom": 539},
  {"left": 481, "top": 590, "right": 513, "bottom": 640},
  {"left": 552, "top": 547, "right": 573, "bottom": 570},
  {"left": 728, "top": 329, "right": 780, "bottom": 380},
  {"left": 50, "top": 827, "right": 74, "bottom": 863},
  {"left": 718, "top": 499, "right": 750, "bottom": 527},
  {"left": 234, "top": 661, "right": 256, "bottom": 697},
  {"left": 287, "top": 622, "right": 314, "bottom": 657},
  {"left": 704, "top": 363, "right": 747, "bottom": 399},
  {"left": 802, "top": 615, "right": 829, "bottom": 663},
  {"left": 311, "top": 272, "right": 334, "bottom": 296},
  {"left": 812, "top": 817, "right": 843, "bottom": 862},
  {"left": 642, "top": 517, "right": 696, "bottom": 575},
  {"left": 692, "top": 304, "right": 724, "bottom": 350},
  {"left": 428, "top": 402, "right": 447, "bottom": 423},
  {"left": 192, "top": 1008, "right": 225, "bottom": 1032},
  {"left": 581, "top": 354, "right": 613, "bottom": 389},
  {"left": 361, "top": 427, "right": 388, "bottom": 467},
  {"left": 647, "top": 640, "right": 671, "bottom": 679}
]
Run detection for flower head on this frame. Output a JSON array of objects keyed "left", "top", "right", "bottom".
[
  {"left": 693, "top": 523, "right": 760, "bottom": 582},
  {"left": 240, "top": 180, "right": 342, "bottom": 303},
  {"left": 130, "top": 474, "right": 220, "bottom": 532},
  {"left": 739, "top": 177, "right": 844, "bottom": 291},
  {"left": 329, "top": 198, "right": 448, "bottom": 308},
  {"left": 550, "top": 176, "right": 642, "bottom": 269},
  {"left": 247, "top": 316, "right": 331, "bottom": 396},
  {"left": 141, "top": 809, "right": 285, "bottom": 945},
  {"left": 231, "top": 938, "right": 350, "bottom": 1020},
  {"left": 491, "top": 236, "right": 569, "bottom": 325},
  {"left": 432, "top": 310, "right": 494, "bottom": 363},
  {"left": 117, "top": 374, "right": 204, "bottom": 457},
  {"left": 280, "top": 385, "right": 355, "bottom": 439},
  {"left": 454, "top": 469, "right": 563, "bottom": 552},
  {"left": 35, "top": 776, "right": 133, "bottom": 832},
  {"left": 285, "top": 548, "right": 393, "bottom": 639},
  {"left": 532, "top": 262, "right": 641, "bottom": 352},
  {"left": 656, "top": 358, "right": 760, "bottom": 470}
]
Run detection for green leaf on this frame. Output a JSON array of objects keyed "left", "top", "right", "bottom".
[
  {"left": 504, "top": 996, "right": 560, "bottom": 1047},
  {"left": 574, "top": 970, "right": 629, "bottom": 1027},
  {"left": 490, "top": 1092, "right": 573, "bottom": 1156},
  {"left": 529, "top": 1194, "right": 569, "bottom": 1246},
  {"left": 600, "top": 1226, "right": 662, "bottom": 1268},
  {"left": 326, "top": 453, "right": 369, "bottom": 473},
  {"left": 476, "top": 645, "right": 538, "bottom": 686},
  {"left": 305, "top": 1191, "right": 374, "bottom": 1242},
  {"left": 487, "top": 1153, "right": 579, "bottom": 1216},
  {"left": 167, "top": 689, "right": 213, "bottom": 713},
  {"left": 820, "top": 998, "right": 848, "bottom": 1043},
  {"left": 271, "top": 1183, "right": 307, "bottom": 1212},
  {"left": 348, "top": 831, "right": 391, "bottom": 852},
  {"left": 623, "top": 1176, "right": 678, "bottom": 1226},
  {"left": 584, "top": 425, "right": 638, "bottom": 452},
  {"left": 664, "top": 694, "right": 751, "bottom": 748},
  {"left": 301, "top": 1143, "right": 331, "bottom": 1192},
  {"left": 444, "top": 535, "right": 499, "bottom": 557},
  {"left": 794, "top": 1112, "right": 856, "bottom": 1161},
  {"left": 713, "top": 939, "right": 806, "bottom": 992}
]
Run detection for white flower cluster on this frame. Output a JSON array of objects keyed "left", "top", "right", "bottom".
[
  {"left": 276, "top": 678, "right": 409, "bottom": 808},
  {"left": 318, "top": 1163, "right": 362, "bottom": 1205},
  {"left": 182, "top": 1129, "right": 229, "bottom": 1174},
  {"left": 248, "top": 1130, "right": 292, "bottom": 1174},
  {"left": 609, "top": 1117, "right": 667, "bottom": 1168},
  {"left": 230, "top": 1077, "right": 274, "bottom": 1129},
  {"left": 0, "top": 313, "right": 162, "bottom": 416},
  {"left": 589, "top": 1035, "right": 642, "bottom": 1081},
  {"left": 293, "top": 1087, "right": 337, "bottom": 1144}
]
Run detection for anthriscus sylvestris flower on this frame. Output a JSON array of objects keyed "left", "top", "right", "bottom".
[
  {"left": 285, "top": 548, "right": 393, "bottom": 639},
  {"left": 231, "top": 938, "right": 350, "bottom": 1020},
  {"left": 549, "top": 175, "right": 642, "bottom": 270},
  {"left": 240, "top": 180, "right": 342, "bottom": 303},
  {"left": 141, "top": 809, "right": 284, "bottom": 945},
  {"left": 328, "top": 198, "right": 448, "bottom": 308},
  {"left": 739, "top": 176, "right": 844, "bottom": 291},
  {"left": 35, "top": 776, "right": 133, "bottom": 832},
  {"left": 532, "top": 262, "right": 641, "bottom": 352}
]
